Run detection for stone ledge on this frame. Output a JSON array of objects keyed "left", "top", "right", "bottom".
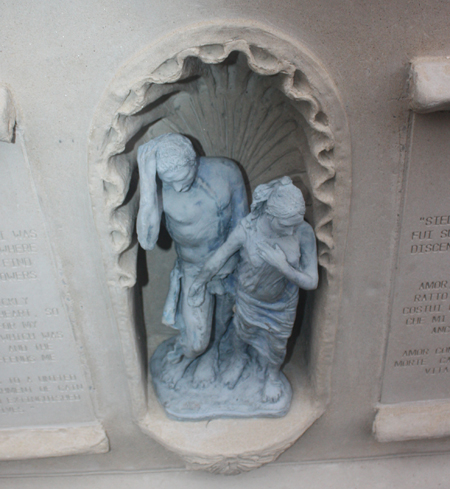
[
  {"left": 139, "top": 364, "right": 325, "bottom": 474},
  {"left": 373, "top": 400, "right": 450, "bottom": 442},
  {"left": 0, "top": 422, "right": 109, "bottom": 460},
  {"left": 410, "top": 57, "right": 450, "bottom": 113}
]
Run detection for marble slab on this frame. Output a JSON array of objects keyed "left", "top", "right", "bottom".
[
  {"left": 0, "top": 135, "right": 108, "bottom": 458},
  {"left": 381, "top": 112, "right": 450, "bottom": 405}
]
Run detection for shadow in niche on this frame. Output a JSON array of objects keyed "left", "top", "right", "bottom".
[
  {"left": 120, "top": 160, "right": 151, "bottom": 380},
  {"left": 220, "top": 50, "right": 240, "bottom": 66},
  {"left": 134, "top": 246, "right": 149, "bottom": 382},
  {"left": 283, "top": 217, "right": 316, "bottom": 367},
  {"left": 155, "top": 215, "right": 173, "bottom": 251},
  {"left": 233, "top": 159, "right": 252, "bottom": 207},
  {"left": 122, "top": 166, "right": 149, "bottom": 379},
  {"left": 123, "top": 119, "right": 163, "bottom": 156},
  {"left": 174, "top": 73, "right": 202, "bottom": 86},
  {"left": 283, "top": 289, "right": 307, "bottom": 367},
  {"left": 121, "top": 165, "right": 140, "bottom": 207},
  {"left": 183, "top": 134, "right": 205, "bottom": 157},
  {"left": 135, "top": 218, "right": 173, "bottom": 289},
  {"left": 132, "top": 91, "right": 181, "bottom": 118},
  {"left": 136, "top": 245, "right": 149, "bottom": 287},
  {"left": 301, "top": 266, "right": 323, "bottom": 369}
]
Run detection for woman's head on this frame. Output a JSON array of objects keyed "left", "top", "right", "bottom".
[
  {"left": 265, "top": 178, "right": 305, "bottom": 218},
  {"left": 251, "top": 176, "right": 306, "bottom": 236}
]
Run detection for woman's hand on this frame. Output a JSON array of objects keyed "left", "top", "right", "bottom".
[
  {"left": 257, "top": 242, "right": 290, "bottom": 273},
  {"left": 188, "top": 279, "right": 207, "bottom": 307}
]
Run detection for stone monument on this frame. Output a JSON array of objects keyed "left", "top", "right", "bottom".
[
  {"left": 3, "top": 4, "right": 450, "bottom": 487},
  {"left": 86, "top": 24, "right": 348, "bottom": 471}
]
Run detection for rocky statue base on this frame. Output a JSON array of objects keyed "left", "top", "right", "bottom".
[{"left": 150, "top": 337, "right": 292, "bottom": 421}]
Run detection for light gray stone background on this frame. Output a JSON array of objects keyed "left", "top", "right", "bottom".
[{"left": 2, "top": 0, "right": 450, "bottom": 486}]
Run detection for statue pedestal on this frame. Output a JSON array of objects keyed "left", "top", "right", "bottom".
[
  {"left": 141, "top": 349, "right": 324, "bottom": 474},
  {"left": 151, "top": 337, "right": 292, "bottom": 420}
]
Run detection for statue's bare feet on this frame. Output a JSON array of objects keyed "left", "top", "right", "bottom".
[
  {"left": 160, "top": 357, "right": 191, "bottom": 388},
  {"left": 192, "top": 348, "right": 218, "bottom": 388},
  {"left": 262, "top": 376, "right": 283, "bottom": 403},
  {"left": 222, "top": 354, "right": 248, "bottom": 389}
]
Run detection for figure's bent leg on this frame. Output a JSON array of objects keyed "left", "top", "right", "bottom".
[
  {"left": 214, "top": 292, "right": 235, "bottom": 343},
  {"left": 180, "top": 275, "right": 214, "bottom": 359},
  {"left": 164, "top": 303, "right": 185, "bottom": 365},
  {"left": 193, "top": 292, "right": 234, "bottom": 387},
  {"left": 221, "top": 319, "right": 249, "bottom": 389},
  {"left": 161, "top": 272, "right": 213, "bottom": 388},
  {"left": 259, "top": 344, "right": 286, "bottom": 403}
]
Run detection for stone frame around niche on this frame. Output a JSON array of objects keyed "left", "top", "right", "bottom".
[{"left": 88, "top": 21, "right": 351, "bottom": 473}]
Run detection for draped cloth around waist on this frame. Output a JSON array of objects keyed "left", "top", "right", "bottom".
[{"left": 234, "top": 282, "right": 299, "bottom": 366}]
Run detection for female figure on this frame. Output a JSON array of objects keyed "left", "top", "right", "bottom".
[{"left": 189, "top": 176, "right": 318, "bottom": 403}]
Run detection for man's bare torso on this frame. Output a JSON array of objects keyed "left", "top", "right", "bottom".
[{"left": 162, "top": 157, "right": 239, "bottom": 265}]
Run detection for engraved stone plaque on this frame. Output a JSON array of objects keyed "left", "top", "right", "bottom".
[
  {"left": 381, "top": 112, "right": 450, "bottom": 404},
  {"left": 0, "top": 136, "right": 96, "bottom": 428}
]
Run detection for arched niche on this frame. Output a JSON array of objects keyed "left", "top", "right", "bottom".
[{"left": 88, "top": 21, "right": 351, "bottom": 474}]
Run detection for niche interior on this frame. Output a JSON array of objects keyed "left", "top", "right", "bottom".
[{"left": 88, "top": 23, "right": 351, "bottom": 473}]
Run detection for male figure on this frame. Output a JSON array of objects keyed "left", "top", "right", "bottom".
[{"left": 137, "top": 133, "right": 248, "bottom": 387}]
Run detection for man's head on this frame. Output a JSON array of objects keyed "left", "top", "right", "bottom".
[
  {"left": 137, "top": 133, "right": 199, "bottom": 249},
  {"left": 155, "top": 134, "right": 198, "bottom": 192}
]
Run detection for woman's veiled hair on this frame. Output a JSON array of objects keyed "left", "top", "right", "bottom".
[{"left": 250, "top": 176, "right": 306, "bottom": 219}]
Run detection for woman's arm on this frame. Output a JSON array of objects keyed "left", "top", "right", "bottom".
[
  {"left": 257, "top": 222, "right": 318, "bottom": 291},
  {"left": 286, "top": 222, "right": 318, "bottom": 290}
]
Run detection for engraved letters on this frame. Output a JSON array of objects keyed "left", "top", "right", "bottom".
[
  {"left": 0, "top": 138, "right": 95, "bottom": 426},
  {"left": 381, "top": 113, "right": 450, "bottom": 403}
]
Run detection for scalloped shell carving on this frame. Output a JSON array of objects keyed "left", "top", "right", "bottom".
[{"left": 96, "top": 41, "right": 336, "bottom": 288}]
